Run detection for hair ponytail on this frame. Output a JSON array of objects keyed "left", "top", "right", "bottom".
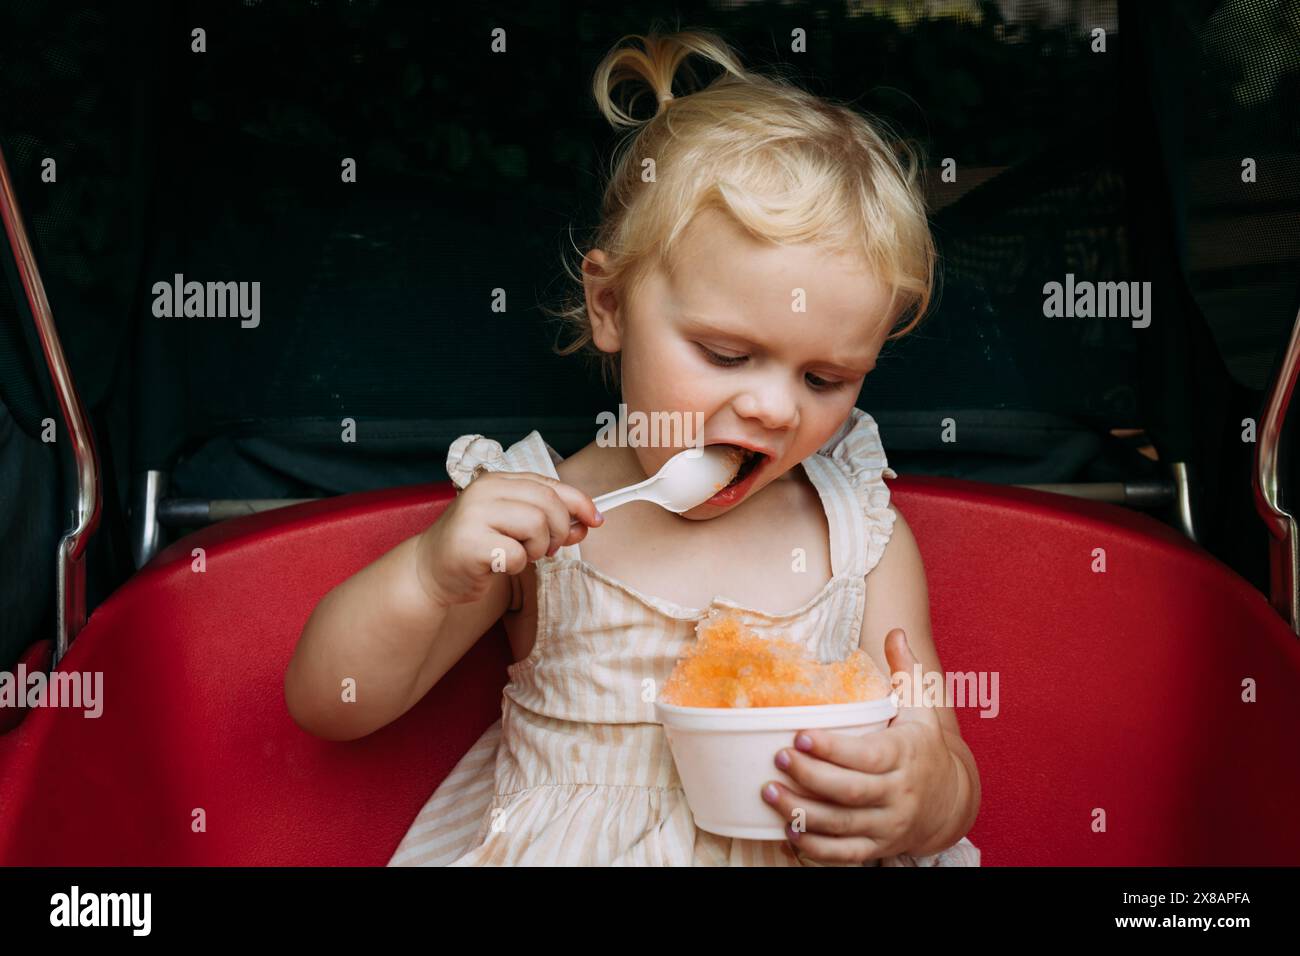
[{"left": 591, "top": 30, "right": 747, "bottom": 128}]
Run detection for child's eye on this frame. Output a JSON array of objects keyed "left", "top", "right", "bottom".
[
  {"left": 696, "top": 344, "right": 746, "bottom": 367},
  {"left": 697, "top": 343, "right": 847, "bottom": 391},
  {"left": 805, "top": 373, "right": 846, "bottom": 392}
]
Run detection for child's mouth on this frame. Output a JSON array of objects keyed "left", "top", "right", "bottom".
[{"left": 703, "top": 445, "right": 768, "bottom": 506}]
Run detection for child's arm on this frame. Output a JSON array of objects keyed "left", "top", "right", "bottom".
[
  {"left": 285, "top": 472, "right": 602, "bottom": 742},
  {"left": 284, "top": 533, "right": 512, "bottom": 742}
]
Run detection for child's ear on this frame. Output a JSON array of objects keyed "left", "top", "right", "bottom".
[{"left": 583, "top": 249, "right": 622, "bottom": 351}]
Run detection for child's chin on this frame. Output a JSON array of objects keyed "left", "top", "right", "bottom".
[
  {"left": 677, "top": 504, "right": 721, "bottom": 521},
  {"left": 679, "top": 474, "right": 778, "bottom": 519}
]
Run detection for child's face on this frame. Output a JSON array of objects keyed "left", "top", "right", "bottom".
[{"left": 585, "top": 207, "right": 895, "bottom": 520}]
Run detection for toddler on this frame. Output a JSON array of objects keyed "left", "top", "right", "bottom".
[{"left": 286, "top": 29, "right": 980, "bottom": 867}]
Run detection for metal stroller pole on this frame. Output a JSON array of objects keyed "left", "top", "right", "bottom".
[
  {"left": 0, "top": 144, "right": 102, "bottom": 665},
  {"left": 1254, "top": 302, "right": 1300, "bottom": 637}
]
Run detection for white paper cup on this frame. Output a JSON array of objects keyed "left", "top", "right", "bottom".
[{"left": 655, "top": 694, "right": 899, "bottom": 840}]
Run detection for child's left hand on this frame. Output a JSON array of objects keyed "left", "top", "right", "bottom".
[{"left": 759, "top": 627, "right": 962, "bottom": 864}]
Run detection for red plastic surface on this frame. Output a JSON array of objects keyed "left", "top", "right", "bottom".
[{"left": 1, "top": 476, "right": 1298, "bottom": 865}]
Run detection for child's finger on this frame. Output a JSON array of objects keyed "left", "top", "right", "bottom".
[
  {"left": 762, "top": 782, "right": 894, "bottom": 843},
  {"left": 791, "top": 727, "right": 902, "bottom": 775},
  {"left": 773, "top": 744, "right": 894, "bottom": 807},
  {"left": 483, "top": 500, "right": 559, "bottom": 563},
  {"left": 782, "top": 828, "right": 888, "bottom": 866},
  {"left": 493, "top": 472, "right": 604, "bottom": 529},
  {"left": 486, "top": 474, "right": 599, "bottom": 551}
]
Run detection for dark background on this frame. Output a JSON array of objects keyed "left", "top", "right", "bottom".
[{"left": 1, "top": 0, "right": 1298, "bottom": 668}]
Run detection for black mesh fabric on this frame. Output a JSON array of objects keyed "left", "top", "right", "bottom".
[
  {"left": 1183, "top": 0, "right": 1300, "bottom": 392},
  {"left": 0, "top": 267, "right": 60, "bottom": 671}
]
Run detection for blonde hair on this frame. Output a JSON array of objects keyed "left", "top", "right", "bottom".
[{"left": 544, "top": 28, "right": 936, "bottom": 394}]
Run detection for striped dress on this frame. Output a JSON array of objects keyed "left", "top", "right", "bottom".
[{"left": 388, "top": 408, "right": 980, "bottom": 867}]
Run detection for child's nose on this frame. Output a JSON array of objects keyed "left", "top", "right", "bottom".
[{"left": 733, "top": 387, "right": 797, "bottom": 431}]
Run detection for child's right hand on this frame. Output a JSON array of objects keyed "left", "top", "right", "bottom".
[{"left": 414, "top": 472, "right": 604, "bottom": 607}]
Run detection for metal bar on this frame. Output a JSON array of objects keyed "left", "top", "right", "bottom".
[
  {"left": 1169, "top": 462, "right": 1198, "bottom": 543},
  {"left": 1253, "top": 302, "right": 1300, "bottom": 635},
  {"left": 0, "top": 145, "right": 101, "bottom": 665},
  {"left": 131, "top": 469, "right": 168, "bottom": 569},
  {"left": 156, "top": 498, "right": 321, "bottom": 527},
  {"left": 1011, "top": 480, "right": 1175, "bottom": 508}
]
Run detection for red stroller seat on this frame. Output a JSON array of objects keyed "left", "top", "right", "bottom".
[{"left": 2, "top": 476, "right": 1298, "bottom": 865}]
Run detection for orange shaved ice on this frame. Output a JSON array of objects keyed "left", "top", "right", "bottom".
[{"left": 660, "top": 614, "right": 892, "bottom": 708}]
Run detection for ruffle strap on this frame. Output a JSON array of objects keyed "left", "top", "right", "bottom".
[
  {"left": 446, "top": 434, "right": 510, "bottom": 489},
  {"left": 819, "top": 408, "right": 899, "bottom": 578}
]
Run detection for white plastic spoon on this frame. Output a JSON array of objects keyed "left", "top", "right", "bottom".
[{"left": 569, "top": 444, "right": 745, "bottom": 527}]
